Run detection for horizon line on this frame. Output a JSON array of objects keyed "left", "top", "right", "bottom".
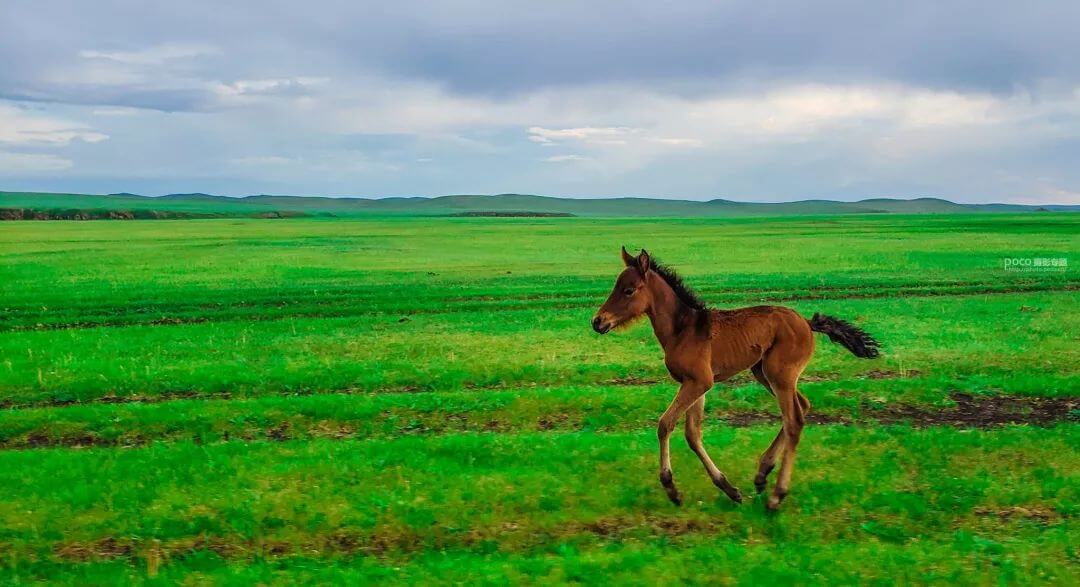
[{"left": 3, "top": 189, "right": 1076, "bottom": 208}]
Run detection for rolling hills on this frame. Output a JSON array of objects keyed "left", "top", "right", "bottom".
[{"left": 1, "top": 190, "right": 1076, "bottom": 219}]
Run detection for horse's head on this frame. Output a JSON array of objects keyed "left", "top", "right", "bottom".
[{"left": 592, "top": 247, "right": 654, "bottom": 334}]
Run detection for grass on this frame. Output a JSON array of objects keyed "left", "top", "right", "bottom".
[
  {"left": 2, "top": 291, "right": 1077, "bottom": 406},
  {"left": 0, "top": 213, "right": 1077, "bottom": 584},
  {"left": 1, "top": 428, "right": 1077, "bottom": 584}
]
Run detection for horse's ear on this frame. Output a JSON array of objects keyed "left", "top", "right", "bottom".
[
  {"left": 621, "top": 246, "right": 635, "bottom": 267},
  {"left": 637, "top": 249, "right": 651, "bottom": 274}
]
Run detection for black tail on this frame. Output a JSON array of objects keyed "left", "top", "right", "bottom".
[{"left": 808, "top": 313, "right": 880, "bottom": 359}]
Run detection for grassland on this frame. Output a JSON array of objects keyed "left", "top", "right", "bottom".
[{"left": 0, "top": 213, "right": 1077, "bottom": 584}]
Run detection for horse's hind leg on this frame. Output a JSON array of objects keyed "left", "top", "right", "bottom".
[
  {"left": 751, "top": 363, "right": 784, "bottom": 493},
  {"left": 685, "top": 396, "right": 742, "bottom": 503},
  {"left": 762, "top": 359, "right": 807, "bottom": 511},
  {"left": 754, "top": 428, "right": 785, "bottom": 494},
  {"left": 751, "top": 362, "right": 810, "bottom": 494}
]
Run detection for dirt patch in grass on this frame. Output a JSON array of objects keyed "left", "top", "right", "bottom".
[
  {"left": 45, "top": 501, "right": 1067, "bottom": 566},
  {"left": 719, "top": 393, "right": 1077, "bottom": 428},
  {"left": 53, "top": 537, "right": 135, "bottom": 561},
  {"left": 0, "top": 390, "right": 236, "bottom": 410},
  {"left": 4, "top": 393, "right": 1075, "bottom": 451},
  {"left": 881, "top": 392, "right": 1077, "bottom": 427},
  {"left": 605, "top": 369, "right": 916, "bottom": 387},
  {"left": 862, "top": 368, "right": 923, "bottom": 379},
  {"left": 8, "top": 367, "right": 866, "bottom": 409},
  {"left": 47, "top": 513, "right": 737, "bottom": 565},
  {"left": 973, "top": 505, "right": 1059, "bottom": 524},
  {"left": 604, "top": 374, "right": 667, "bottom": 386}
]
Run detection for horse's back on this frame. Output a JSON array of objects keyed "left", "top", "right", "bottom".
[{"left": 708, "top": 306, "right": 814, "bottom": 377}]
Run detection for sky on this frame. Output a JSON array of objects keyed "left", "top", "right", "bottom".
[{"left": 1, "top": 1, "right": 1079, "bottom": 203}]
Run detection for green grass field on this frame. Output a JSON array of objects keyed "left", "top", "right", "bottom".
[{"left": 1, "top": 214, "right": 1077, "bottom": 584}]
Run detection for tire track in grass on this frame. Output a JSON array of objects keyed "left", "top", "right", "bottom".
[
  {"left": 48, "top": 514, "right": 752, "bottom": 563},
  {"left": 0, "top": 370, "right": 845, "bottom": 409},
  {"left": 2, "top": 392, "right": 1075, "bottom": 450},
  {"left": 48, "top": 506, "right": 1066, "bottom": 565}
]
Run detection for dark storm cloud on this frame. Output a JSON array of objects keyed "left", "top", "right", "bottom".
[
  {"left": 3, "top": 0, "right": 1079, "bottom": 109},
  {"left": 375, "top": 2, "right": 1080, "bottom": 96}
]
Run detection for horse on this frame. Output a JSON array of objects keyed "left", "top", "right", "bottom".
[{"left": 592, "top": 247, "right": 879, "bottom": 510}]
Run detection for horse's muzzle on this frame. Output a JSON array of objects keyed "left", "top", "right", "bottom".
[{"left": 592, "top": 316, "right": 612, "bottom": 334}]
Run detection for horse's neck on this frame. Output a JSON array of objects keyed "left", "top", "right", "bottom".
[{"left": 646, "top": 277, "right": 696, "bottom": 351}]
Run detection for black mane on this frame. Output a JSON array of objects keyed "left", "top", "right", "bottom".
[{"left": 650, "top": 259, "right": 708, "bottom": 311}]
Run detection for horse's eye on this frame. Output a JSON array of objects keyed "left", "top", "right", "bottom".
[{"left": 623, "top": 287, "right": 636, "bottom": 296}]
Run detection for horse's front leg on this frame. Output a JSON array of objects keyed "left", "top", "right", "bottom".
[
  {"left": 685, "top": 396, "right": 743, "bottom": 502},
  {"left": 657, "top": 379, "right": 711, "bottom": 505}
]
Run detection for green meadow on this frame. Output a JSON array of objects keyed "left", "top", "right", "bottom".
[{"left": 0, "top": 213, "right": 1077, "bottom": 584}]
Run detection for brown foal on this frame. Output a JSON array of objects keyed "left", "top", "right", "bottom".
[{"left": 593, "top": 248, "right": 879, "bottom": 510}]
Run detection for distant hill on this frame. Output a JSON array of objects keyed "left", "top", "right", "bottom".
[{"left": 1, "top": 190, "right": 1077, "bottom": 219}]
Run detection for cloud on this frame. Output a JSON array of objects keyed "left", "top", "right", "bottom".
[
  {"left": 230, "top": 155, "right": 296, "bottom": 166},
  {"left": 649, "top": 137, "right": 705, "bottom": 147},
  {"left": 213, "top": 77, "right": 328, "bottom": 98},
  {"left": 92, "top": 107, "right": 145, "bottom": 117},
  {"left": 230, "top": 152, "right": 400, "bottom": 175},
  {"left": 529, "top": 127, "right": 640, "bottom": 145},
  {"left": 13, "top": 47, "right": 222, "bottom": 111},
  {"left": 3, "top": 79, "right": 1078, "bottom": 200},
  {"left": 78, "top": 43, "right": 218, "bottom": 66},
  {"left": 3, "top": 2, "right": 1080, "bottom": 105},
  {"left": 543, "top": 154, "right": 587, "bottom": 163},
  {"left": 529, "top": 125, "right": 704, "bottom": 150},
  {"left": 0, "top": 1, "right": 1077, "bottom": 201},
  {"left": 0, "top": 103, "right": 109, "bottom": 145},
  {"left": 0, "top": 151, "right": 73, "bottom": 173},
  {"left": 1031, "top": 184, "right": 1080, "bottom": 205}
]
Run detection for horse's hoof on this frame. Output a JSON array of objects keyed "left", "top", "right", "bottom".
[
  {"left": 727, "top": 488, "right": 744, "bottom": 504},
  {"left": 753, "top": 477, "right": 767, "bottom": 494},
  {"left": 660, "top": 470, "right": 681, "bottom": 505},
  {"left": 715, "top": 479, "right": 743, "bottom": 503},
  {"left": 667, "top": 490, "right": 683, "bottom": 506},
  {"left": 766, "top": 491, "right": 787, "bottom": 511},
  {"left": 754, "top": 465, "right": 774, "bottom": 494}
]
